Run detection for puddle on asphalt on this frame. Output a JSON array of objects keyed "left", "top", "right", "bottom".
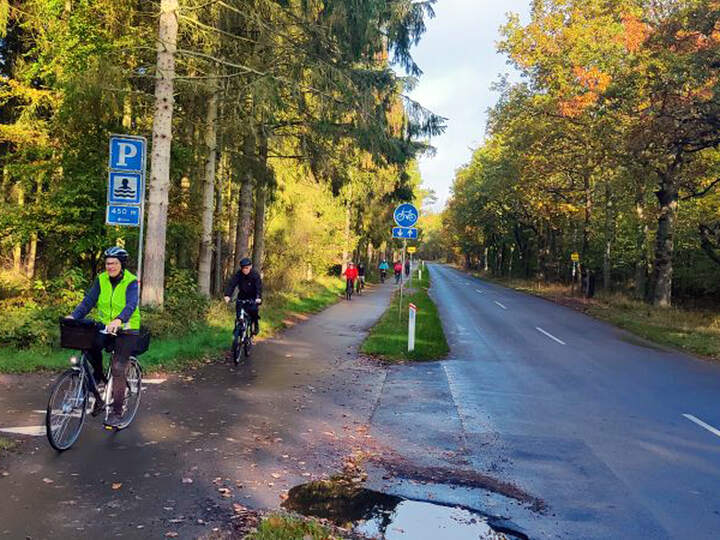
[{"left": 283, "top": 477, "right": 525, "bottom": 539}]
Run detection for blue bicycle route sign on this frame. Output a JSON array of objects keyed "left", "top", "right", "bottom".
[
  {"left": 393, "top": 203, "right": 419, "bottom": 227},
  {"left": 392, "top": 227, "right": 418, "bottom": 239}
]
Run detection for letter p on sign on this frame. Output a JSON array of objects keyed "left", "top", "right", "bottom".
[{"left": 109, "top": 135, "right": 146, "bottom": 172}]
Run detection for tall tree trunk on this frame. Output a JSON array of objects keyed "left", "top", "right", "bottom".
[
  {"left": 235, "top": 131, "right": 255, "bottom": 267},
  {"left": 603, "top": 182, "right": 614, "bottom": 290},
  {"left": 198, "top": 88, "right": 218, "bottom": 296},
  {"left": 122, "top": 87, "right": 133, "bottom": 130},
  {"left": 142, "top": 0, "right": 178, "bottom": 307},
  {"left": 13, "top": 184, "right": 24, "bottom": 272},
  {"left": 251, "top": 127, "right": 268, "bottom": 273},
  {"left": 213, "top": 150, "right": 228, "bottom": 296},
  {"left": 483, "top": 246, "right": 489, "bottom": 272},
  {"left": 342, "top": 201, "right": 351, "bottom": 273},
  {"left": 652, "top": 176, "right": 678, "bottom": 307},
  {"left": 26, "top": 234, "right": 38, "bottom": 278},
  {"left": 634, "top": 188, "right": 648, "bottom": 300},
  {"left": 582, "top": 174, "right": 592, "bottom": 258}
]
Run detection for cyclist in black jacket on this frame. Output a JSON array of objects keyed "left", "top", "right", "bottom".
[{"left": 224, "top": 258, "right": 262, "bottom": 335}]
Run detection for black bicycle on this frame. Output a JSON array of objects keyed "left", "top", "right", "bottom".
[
  {"left": 46, "top": 319, "right": 149, "bottom": 451},
  {"left": 231, "top": 299, "right": 255, "bottom": 364},
  {"left": 380, "top": 269, "right": 386, "bottom": 283},
  {"left": 345, "top": 279, "right": 354, "bottom": 301}
]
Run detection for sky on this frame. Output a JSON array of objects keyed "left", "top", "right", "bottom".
[{"left": 407, "top": 0, "right": 530, "bottom": 211}]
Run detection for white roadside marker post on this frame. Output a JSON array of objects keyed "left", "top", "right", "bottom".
[{"left": 408, "top": 302, "right": 417, "bottom": 352}]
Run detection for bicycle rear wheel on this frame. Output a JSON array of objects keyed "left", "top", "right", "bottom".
[
  {"left": 116, "top": 359, "right": 142, "bottom": 430},
  {"left": 46, "top": 369, "right": 87, "bottom": 451}
]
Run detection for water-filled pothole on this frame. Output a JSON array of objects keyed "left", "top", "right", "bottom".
[{"left": 282, "top": 477, "right": 526, "bottom": 539}]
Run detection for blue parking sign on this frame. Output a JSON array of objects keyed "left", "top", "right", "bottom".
[
  {"left": 109, "top": 135, "right": 146, "bottom": 172},
  {"left": 106, "top": 205, "right": 140, "bottom": 226}
]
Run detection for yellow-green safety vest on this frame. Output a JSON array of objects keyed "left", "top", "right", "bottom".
[{"left": 97, "top": 270, "right": 141, "bottom": 330}]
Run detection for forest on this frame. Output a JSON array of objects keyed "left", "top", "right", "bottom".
[
  {"left": 0, "top": 0, "right": 442, "bottom": 350},
  {"left": 437, "top": 0, "right": 720, "bottom": 308}
]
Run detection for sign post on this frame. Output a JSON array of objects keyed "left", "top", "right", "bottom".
[
  {"left": 107, "top": 134, "right": 147, "bottom": 290},
  {"left": 392, "top": 203, "right": 419, "bottom": 321},
  {"left": 570, "top": 252, "right": 580, "bottom": 295},
  {"left": 408, "top": 303, "right": 417, "bottom": 352}
]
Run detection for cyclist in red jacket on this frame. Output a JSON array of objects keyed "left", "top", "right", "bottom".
[
  {"left": 342, "top": 262, "right": 359, "bottom": 300},
  {"left": 393, "top": 261, "right": 403, "bottom": 284}
]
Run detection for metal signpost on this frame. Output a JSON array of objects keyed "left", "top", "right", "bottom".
[
  {"left": 392, "top": 203, "right": 419, "bottom": 321},
  {"left": 107, "top": 134, "right": 147, "bottom": 287},
  {"left": 571, "top": 251, "right": 580, "bottom": 295},
  {"left": 408, "top": 303, "right": 417, "bottom": 352}
]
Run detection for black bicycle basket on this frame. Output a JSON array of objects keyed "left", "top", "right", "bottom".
[
  {"left": 133, "top": 328, "right": 151, "bottom": 356},
  {"left": 59, "top": 318, "right": 102, "bottom": 350}
]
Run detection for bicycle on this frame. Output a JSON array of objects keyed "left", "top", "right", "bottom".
[
  {"left": 231, "top": 299, "right": 255, "bottom": 364},
  {"left": 380, "top": 269, "right": 386, "bottom": 283},
  {"left": 46, "top": 318, "right": 148, "bottom": 451},
  {"left": 345, "top": 279, "right": 354, "bottom": 301},
  {"left": 356, "top": 275, "right": 365, "bottom": 295}
]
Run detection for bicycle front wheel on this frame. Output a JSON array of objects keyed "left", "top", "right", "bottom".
[
  {"left": 116, "top": 359, "right": 142, "bottom": 430},
  {"left": 46, "top": 369, "right": 87, "bottom": 451}
]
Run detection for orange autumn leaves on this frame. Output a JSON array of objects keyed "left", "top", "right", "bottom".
[{"left": 559, "top": 65, "right": 612, "bottom": 117}]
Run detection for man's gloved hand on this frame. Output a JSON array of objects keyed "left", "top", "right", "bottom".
[
  {"left": 256, "top": 298, "right": 262, "bottom": 305},
  {"left": 224, "top": 296, "right": 231, "bottom": 304}
]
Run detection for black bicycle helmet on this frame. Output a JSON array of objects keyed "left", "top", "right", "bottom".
[
  {"left": 239, "top": 257, "right": 252, "bottom": 267},
  {"left": 104, "top": 246, "right": 129, "bottom": 266}
]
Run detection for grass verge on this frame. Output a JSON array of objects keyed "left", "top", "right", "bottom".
[
  {"left": 469, "top": 271, "right": 720, "bottom": 360},
  {"left": 0, "top": 277, "right": 344, "bottom": 374},
  {"left": 361, "top": 268, "right": 449, "bottom": 362},
  {"left": 0, "top": 436, "right": 16, "bottom": 452},
  {"left": 246, "top": 513, "right": 347, "bottom": 540}
]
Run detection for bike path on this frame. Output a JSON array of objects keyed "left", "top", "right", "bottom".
[{"left": 0, "top": 283, "right": 394, "bottom": 539}]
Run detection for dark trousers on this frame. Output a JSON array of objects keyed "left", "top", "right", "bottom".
[{"left": 86, "top": 332, "right": 137, "bottom": 415}]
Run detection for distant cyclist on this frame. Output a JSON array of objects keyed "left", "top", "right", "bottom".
[
  {"left": 405, "top": 259, "right": 411, "bottom": 277},
  {"left": 224, "top": 257, "right": 262, "bottom": 335},
  {"left": 378, "top": 260, "right": 389, "bottom": 283},
  {"left": 393, "top": 261, "right": 402, "bottom": 284},
  {"left": 66, "top": 247, "right": 140, "bottom": 428},
  {"left": 343, "top": 262, "right": 359, "bottom": 300},
  {"left": 357, "top": 261, "right": 366, "bottom": 292}
]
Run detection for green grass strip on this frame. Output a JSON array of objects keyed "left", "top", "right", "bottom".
[
  {"left": 247, "top": 513, "right": 343, "bottom": 540},
  {"left": 0, "top": 278, "right": 344, "bottom": 374},
  {"left": 361, "top": 268, "right": 449, "bottom": 362}
]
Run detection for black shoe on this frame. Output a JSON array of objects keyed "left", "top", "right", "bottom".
[
  {"left": 104, "top": 413, "right": 122, "bottom": 428},
  {"left": 91, "top": 397, "right": 105, "bottom": 417}
]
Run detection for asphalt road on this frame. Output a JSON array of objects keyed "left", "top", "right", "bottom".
[{"left": 421, "top": 263, "right": 720, "bottom": 538}]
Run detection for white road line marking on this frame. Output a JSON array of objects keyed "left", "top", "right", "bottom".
[
  {"left": 683, "top": 414, "right": 720, "bottom": 438},
  {"left": 494, "top": 301, "right": 507, "bottom": 310},
  {"left": 143, "top": 378, "right": 167, "bottom": 384},
  {"left": 536, "top": 327, "right": 566, "bottom": 345},
  {"left": 0, "top": 425, "right": 45, "bottom": 436},
  {"left": 475, "top": 289, "right": 484, "bottom": 294}
]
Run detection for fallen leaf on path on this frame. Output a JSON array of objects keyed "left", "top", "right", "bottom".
[
  {"left": 270, "top": 473, "right": 281, "bottom": 479},
  {"left": 165, "top": 533, "right": 178, "bottom": 538},
  {"left": 42, "top": 477, "right": 54, "bottom": 484},
  {"left": 111, "top": 483, "right": 122, "bottom": 490},
  {"left": 181, "top": 478, "right": 193, "bottom": 484}
]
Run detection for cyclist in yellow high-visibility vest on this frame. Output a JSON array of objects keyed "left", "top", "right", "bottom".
[{"left": 67, "top": 247, "right": 140, "bottom": 427}]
